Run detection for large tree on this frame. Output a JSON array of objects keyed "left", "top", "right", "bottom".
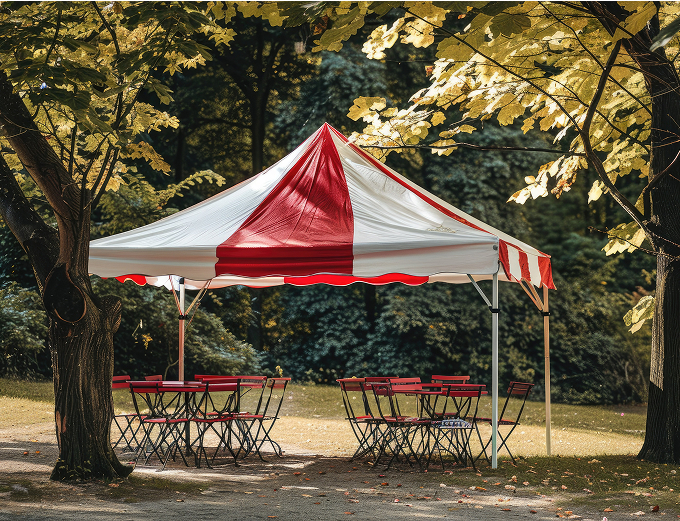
[
  {"left": 0, "top": 1, "right": 267, "bottom": 480},
  {"left": 298, "top": 2, "right": 680, "bottom": 463}
]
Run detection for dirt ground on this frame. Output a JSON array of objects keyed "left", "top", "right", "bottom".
[{"left": 0, "top": 417, "right": 655, "bottom": 521}]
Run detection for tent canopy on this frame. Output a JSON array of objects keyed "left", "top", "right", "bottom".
[
  {"left": 89, "top": 123, "right": 553, "bottom": 290},
  {"left": 88, "top": 123, "right": 556, "bottom": 468}
]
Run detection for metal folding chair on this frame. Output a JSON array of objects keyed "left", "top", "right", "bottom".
[
  {"left": 128, "top": 380, "right": 195, "bottom": 469},
  {"left": 190, "top": 380, "right": 241, "bottom": 468},
  {"left": 111, "top": 375, "right": 142, "bottom": 452},
  {"left": 428, "top": 384, "right": 484, "bottom": 470},
  {"left": 475, "top": 381, "right": 534, "bottom": 464},
  {"left": 370, "top": 382, "right": 430, "bottom": 469},
  {"left": 246, "top": 377, "right": 291, "bottom": 459},
  {"left": 337, "top": 378, "right": 386, "bottom": 461}
]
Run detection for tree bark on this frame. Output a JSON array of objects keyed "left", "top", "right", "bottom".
[{"left": 0, "top": 74, "right": 132, "bottom": 480}]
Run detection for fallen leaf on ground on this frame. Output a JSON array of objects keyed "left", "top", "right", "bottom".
[
  {"left": 632, "top": 511, "right": 645, "bottom": 516},
  {"left": 651, "top": 506, "right": 659, "bottom": 512},
  {"left": 604, "top": 508, "right": 613, "bottom": 512}
]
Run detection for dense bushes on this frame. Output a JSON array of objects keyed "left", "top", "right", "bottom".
[{"left": 0, "top": 283, "right": 48, "bottom": 378}]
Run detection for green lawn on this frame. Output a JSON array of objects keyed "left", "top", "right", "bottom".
[{"left": 0, "top": 378, "right": 647, "bottom": 437}]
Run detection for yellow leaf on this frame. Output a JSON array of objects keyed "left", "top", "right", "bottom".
[
  {"left": 613, "top": 2, "right": 656, "bottom": 41},
  {"left": 587, "top": 180, "right": 605, "bottom": 203},
  {"left": 497, "top": 103, "right": 525, "bottom": 126},
  {"left": 431, "top": 111, "right": 446, "bottom": 126},
  {"left": 347, "top": 97, "right": 386, "bottom": 121}
]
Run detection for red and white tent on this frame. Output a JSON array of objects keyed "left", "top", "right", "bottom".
[
  {"left": 90, "top": 123, "right": 553, "bottom": 290},
  {"left": 89, "top": 123, "right": 555, "bottom": 466}
]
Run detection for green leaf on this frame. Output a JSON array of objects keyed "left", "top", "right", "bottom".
[{"left": 489, "top": 12, "right": 531, "bottom": 37}]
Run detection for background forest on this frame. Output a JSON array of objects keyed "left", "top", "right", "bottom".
[{"left": 0, "top": 12, "right": 654, "bottom": 405}]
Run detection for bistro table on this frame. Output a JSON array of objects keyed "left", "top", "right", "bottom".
[
  {"left": 127, "top": 380, "right": 238, "bottom": 469},
  {"left": 340, "top": 378, "right": 487, "bottom": 470}
]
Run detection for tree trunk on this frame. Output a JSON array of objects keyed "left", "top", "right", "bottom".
[
  {"left": 43, "top": 221, "right": 134, "bottom": 481},
  {"left": 586, "top": 2, "right": 680, "bottom": 464},
  {"left": 49, "top": 286, "right": 133, "bottom": 480},
  {"left": 639, "top": 252, "right": 680, "bottom": 463}
]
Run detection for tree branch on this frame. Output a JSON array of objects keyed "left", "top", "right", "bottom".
[
  {"left": 580, "top": 39, "right": 648, "bottom": 233},
  {"left": 0, "top": 155, "right": 59, "bottom": 289},
  {"left": 361, "top": 141, "right": 585, "bottom": 156},
  {"left": 0, "top": 74, "right": 79, "bottom": 226}
]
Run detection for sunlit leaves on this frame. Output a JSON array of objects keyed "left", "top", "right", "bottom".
[
  {"left": 624, "top": 295, "right": 655, "bottom": 333},
  {"left": 509, "top": 155, "right": 587, "bottom": 204},
  {"left": 0, "top": 1, "right": 224, "bottom": 203},
  {"left": 336, "top": 0, "right": 657, "bottom": 214},
  {"left": 347, "top": 96, "right": 387, "bottom": 121},
  {"left": 489, "top": 12, "right": 532, "bottom": 37},
  {"left": 122, "top": 142, "right": 172, "bottom": 174},
  {"left": 603, "top": 222, "right": 647, "bottom": 256},
  {"left": 613, "top": 2, "right": 656, "bottom": 42},
  {"left": 312, "top": 5, "right": 368, "bottom": 52}
]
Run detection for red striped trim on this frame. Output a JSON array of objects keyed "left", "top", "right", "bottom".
[
  {"left": 115, "top": 274, "right": 148, "bottom": 286},
  {"left": 539, "top": 256, "right": 556, "bottom": 289},
  {"left": 283, "top": 273, "right": 429, "bottom": 286},
  {"left": 518, "top": 251, "right": 531, "bottom": 282},
  {"left": 497, "top": 241, "right": 515, "bottom": 282}
]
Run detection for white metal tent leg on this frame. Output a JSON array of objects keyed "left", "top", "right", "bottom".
[
  {"left": 179, "top": 278, "right": 186, "bottom": 381},
  {"left": 492, "top": 272, "right": 499, "bottom": 469},
  {"left": 543, "top": 285, "right": 551, "bottom": 456}
]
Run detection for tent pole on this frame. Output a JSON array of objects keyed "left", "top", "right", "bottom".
[
  {"left": 492, "top": 272, "right": 499, "bottom": 469},
  {"left": 543, "top": 285, "right": 551, "bottom": 456},
  {"left": 179, "top": 277, "right": 185, "bottom": 381}
]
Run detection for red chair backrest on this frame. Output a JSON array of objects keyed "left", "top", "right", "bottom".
[
  {"left": 267, "top": 377, "right": 291, "bottom": 389},
  {"left": 508, "top": 381, "right": 534, "bottom": 395},
  {"left": 144, "top": 374, "right": 162, "bottom": 381},
  {"left": 337, "top": 378, "right": 366, "bottom": 392},
  {"left": 431, "top": 375, "right": 470, "bottom": 384},
  {"left": 112, "top": 375, "right": 130, "bottom": 390},
  {"left": 389, "top": 377, "right": 421, "bottom": 385}
]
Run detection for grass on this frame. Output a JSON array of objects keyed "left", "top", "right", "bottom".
[
  {"left": 0, "top": 378, "right": 54, "bottom": 402},
  {"left": 0, "top": 378, "right": 648, "bottom": 431},
  {"left": 275, "top": 383, "right": 648, "bottom": 437},
  {"left": 435, "top": 454, "right": 680, "bottom": 515},
  {"left": 1, "top": 378, "right": 648, "bottom": 436}
]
